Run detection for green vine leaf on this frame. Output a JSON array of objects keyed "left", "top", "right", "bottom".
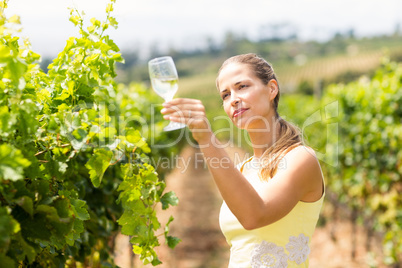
[
  {"left": 0, "top": 144, "right": 31, "bottom": 181},
  {"left": 85, "top": 149, "right": 114, "bottom": 187},
  {"left": 160, "top": 191, "right": 179, "bottom": 210}
]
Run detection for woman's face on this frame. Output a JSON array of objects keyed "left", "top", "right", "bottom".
[{"left": 217, "top": 63, "right": 278, "bottom": 130}]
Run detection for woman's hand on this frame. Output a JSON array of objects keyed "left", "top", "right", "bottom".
[{"left": 161, "top": 98, "right": 212, "bottom": 144}]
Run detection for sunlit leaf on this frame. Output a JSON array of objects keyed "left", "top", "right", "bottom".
[
  {"left": 85, "top": 149, "right": 113, "bottom": 187},
  {"left": 0, "top": 144, "right": 31, "bottom": 181}
]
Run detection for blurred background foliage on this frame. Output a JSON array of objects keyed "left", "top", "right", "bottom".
[{"left": 323, "top": 60, "right": 402, "bottom": 265}]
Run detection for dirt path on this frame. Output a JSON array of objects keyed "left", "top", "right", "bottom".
[{"left": 115, "top": 145, "right": 388, "bottom": 268}]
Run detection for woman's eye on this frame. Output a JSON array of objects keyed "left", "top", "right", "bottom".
[
  {"left": 222, "top": 93, "right": 229, "bottom": 100},
  {"left": 239, "top": 84, "right": 247, "bottom": 89}
]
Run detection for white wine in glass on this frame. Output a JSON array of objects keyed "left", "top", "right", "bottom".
[{"left": 148, "top": 56, "right": 186, "bottom": 131}]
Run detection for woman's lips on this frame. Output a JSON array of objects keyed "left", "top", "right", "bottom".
[{"left": 233, "top": 108, "right": 249, "bottom": 118}]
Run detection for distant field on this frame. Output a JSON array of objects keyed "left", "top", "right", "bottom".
[
  {"left": 275, "top": 50, "right": 384, "bottom": 92},
  {"left": 178, "top": 73, "right": 217, "bottom": 96}
]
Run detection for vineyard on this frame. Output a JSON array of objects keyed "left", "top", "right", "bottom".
[{"left": 1, "top": 0, "right": 402, "bottom": 267}]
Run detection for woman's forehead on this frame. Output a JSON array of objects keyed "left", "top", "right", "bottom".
[{"left": 217, "top": 63, "right": 254, "bottom": 87}]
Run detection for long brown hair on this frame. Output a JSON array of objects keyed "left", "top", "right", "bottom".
[{"left": 217, "top": 53, "right": 302, "bottom": 180}]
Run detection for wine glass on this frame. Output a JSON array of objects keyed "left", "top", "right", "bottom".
[{"left": 148, "top": 56, "right": 186, "bottom": 131}]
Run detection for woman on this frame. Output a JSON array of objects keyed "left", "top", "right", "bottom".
[{"left": 161, "top": 53, "right": 324, "bottom": 267}]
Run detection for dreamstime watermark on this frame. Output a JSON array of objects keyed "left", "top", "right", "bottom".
[{"left": 63, "top": 100, "right": 339, "bottom": 171}]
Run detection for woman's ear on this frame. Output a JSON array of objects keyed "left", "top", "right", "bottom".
[{"left": 268, "top": 79, "right": 279, "bottom": 101}]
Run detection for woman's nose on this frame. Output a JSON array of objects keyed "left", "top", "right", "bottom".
[{"left": 231, "top": 94, "right": 241, "bottom": 106}]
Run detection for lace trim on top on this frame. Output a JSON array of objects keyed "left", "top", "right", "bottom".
[{"left": 250, "top": 234, "right": 310, "bottom": 268}]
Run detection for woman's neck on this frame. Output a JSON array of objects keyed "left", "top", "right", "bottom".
[{"left": 247, "top": 118, "right": 280, "bottom": 158}]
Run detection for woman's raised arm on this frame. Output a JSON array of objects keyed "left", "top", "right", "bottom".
[{"left": 160, "top": 98, "right": 323, "bottom": 230}]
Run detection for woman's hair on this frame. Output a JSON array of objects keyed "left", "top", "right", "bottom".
[{"left": 217, "top": 53, "right": 302, "bottom": 180}]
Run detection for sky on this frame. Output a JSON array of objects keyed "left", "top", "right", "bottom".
[{"left": 5, "top": 0, "right": 402, "bottom": 59}]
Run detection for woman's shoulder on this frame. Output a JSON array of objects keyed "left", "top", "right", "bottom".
[
  {"left": 277, "top": 145, "right": 321, "bottom": 177},
  {"left": 276, "top": 145, "right": 324, "bottom": 200},
  {"left": 284, "top": 145, "right": 317, "bottom": 161}
]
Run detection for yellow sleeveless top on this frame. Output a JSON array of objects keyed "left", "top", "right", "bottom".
[{"left": 219, "top": 147, "right": 325, "bottom": 268}]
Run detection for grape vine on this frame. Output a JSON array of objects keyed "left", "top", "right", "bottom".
[
  {"left": 0, "top": 0, "right": 179, "bottom": 267},
  {"left": 322, "top": 58, "right": 402, "bottom": 265}
]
